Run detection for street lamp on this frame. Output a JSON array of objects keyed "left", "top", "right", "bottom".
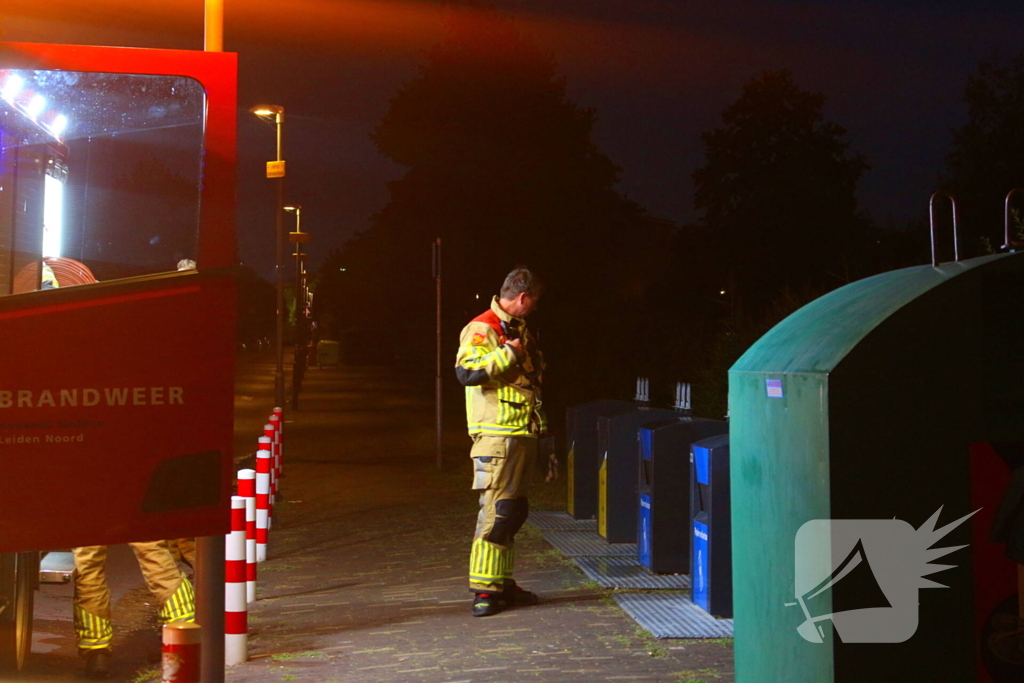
[
  {"left": 249, "top": 103, "right": 286, "bottom": 409},
  {"left": 284, "top": 204, "right": 309, "bottom": 304},
  {"left": 284, "top": 204, "right": 307, "bottom": 317},
  {"left": 283, "top": 204, "right": 300, "bottom": 227},
  {"left": 284, "top": 205, "right": 311, "bottom": 409}
]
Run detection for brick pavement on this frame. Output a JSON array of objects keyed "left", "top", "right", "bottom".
[{"left": 225, "top": 359, "right": 735, "bottom": 683}]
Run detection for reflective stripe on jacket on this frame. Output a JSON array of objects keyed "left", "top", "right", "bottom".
[{"left": 455, "top": 297, "right": 547, "bottom": 438}]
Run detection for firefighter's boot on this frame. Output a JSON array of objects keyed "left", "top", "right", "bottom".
[
  {"left": 82, "top": 647, "right": 112, "bottom": 679},
  {"left": 503, "top": 578, "right": 539, "bottom": 606},
  {"left": 472, "top": 591, "right": 507, "bottom": 617}
]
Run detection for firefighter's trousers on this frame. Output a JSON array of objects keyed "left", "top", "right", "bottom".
[
  {"left": 167, "top": 538, "right": 196, "bottom": 568},
  {"left": 73, "top": 541, "right": 195, "bottom": 651},
  {"left": 469, "top": 435, "right": 538, "bottom": 592}
]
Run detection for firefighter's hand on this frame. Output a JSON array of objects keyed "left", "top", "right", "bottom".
[
  {"left": 506, "top": 338, "right": 525, "bottom": 359},
  {"left": 540, "top": 436, "right": 558, "bottom": 481},
  {"left": 545, "top": 452, "right": 559, "bottom": 482}
]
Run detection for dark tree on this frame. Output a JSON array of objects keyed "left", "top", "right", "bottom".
[
  {"left": 319, "top": 4, "right": 667, "bottom": 406},
  {"left": 692, "top": 70, "right": 872, "bottom": 317},
  {"left": 946, "top": 52, "right": 1024, "bottom": 254},
  {"left": 235, "top": 264, "right": 276, "bottom": 349}
]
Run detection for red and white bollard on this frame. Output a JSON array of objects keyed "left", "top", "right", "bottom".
[
  {"left": 269, "top": 413, "right": 283, "bottom": 490},
  {"left": 273, "top": 407, "right": 284, "bottom": 450},
  {"left": 260, "top": 429, "right": 275, "bottom": 514},
  {"left": 162, "top": 619, "right": 201, "bottom": 682},
  {"left": 236, "top": 468, "right": 257, "bottom": 604},
  {"left": 273, "top": 407, "right": 283, "bottom": 450},
  {"left": 225, "top": 495, "right": 248, "bottom": 665},
  {"left": 255, "top": 449, "right": 271, "bottom": 562}
]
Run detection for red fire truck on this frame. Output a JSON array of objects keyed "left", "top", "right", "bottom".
[{"left": 0, "top": 42, "right": 237, "bottom": 670}]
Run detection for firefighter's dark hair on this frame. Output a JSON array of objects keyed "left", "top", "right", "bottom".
[{"left": 500, "top": 267, "right": 543, "bottom": 300}]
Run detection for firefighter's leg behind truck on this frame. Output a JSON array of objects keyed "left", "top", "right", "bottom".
[
  {"left": 167, "top": 538, "right": 196, "bottom": 569},
  {"left": 73, "top": 541, "right": 195, "bottom": 677},
  {"left": 469, "top": 435, "right": 541, "bottom": 616}
]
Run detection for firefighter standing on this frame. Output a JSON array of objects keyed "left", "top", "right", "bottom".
[
  {"left": 73, "top": 541, "right": 195, "bottom": 678},
  {"left": 455, "top": 267, "right": 547, "bottom": 617}
]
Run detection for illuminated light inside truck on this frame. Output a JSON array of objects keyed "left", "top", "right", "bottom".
[
  {"left": 0, "top": 68, "right": 206, "bottom": 292},
  {"left": 42, "top": 173, "right": 62, "bottom": 258}
]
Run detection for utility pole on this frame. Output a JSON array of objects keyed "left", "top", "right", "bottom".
[
  {"left": 200, "top": 3, "right": 226, "bottom": 682},
  {"left": 285, "top": 206, "right": 308, "bottom": 410},
  {"left": 250, "top": 102, "right": 288, "bottom": 410},
  {"left": 433, "top": 238, "right": 443, "bottom": 471},
  {"left": 274, "top": 120, "right": 286, "bottom": 410}
]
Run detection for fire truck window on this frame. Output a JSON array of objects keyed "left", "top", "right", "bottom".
[{"left": 0, "top": 69, "right": 205, "bottom": 294}]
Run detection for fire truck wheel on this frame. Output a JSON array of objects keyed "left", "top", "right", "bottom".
[{"left": 0, "top": 552, "right": 37, "bottom": 671}]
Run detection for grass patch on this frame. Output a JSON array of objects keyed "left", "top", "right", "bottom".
[
  {"left": 129, "top": 665, "right": 161, "bottom": 683},
  {"left": 565, "top": 578, "right": 603, "bottom": 592},
  {"left": 555, "top": 557, "right": 583, "bottom": 572},
  {"left": 271, "top": 651, "right": 326, "bottom": 661},
  {"left": 675, "top": 668, "right": 716, "bottom": 677},
  {"left": 530, "top": 476, "right": 568, "bottom": 510},
  {"left": 633, "top": 625, "right": 669, "bottom": 657},
  {"left": 516, "top": 523, "right": 545, "bottom": 542}
]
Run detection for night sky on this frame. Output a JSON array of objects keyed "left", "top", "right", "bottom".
[{"left": 4, "top": 0, "right": 1024, "bottom": 279}]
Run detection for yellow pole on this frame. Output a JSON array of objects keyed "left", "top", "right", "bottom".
[
  {"left": 205, "top": 0, "right": 224, "bottom": 52},
  {"left": 200, "top": 4, "right": 226, "bottom": 683}
]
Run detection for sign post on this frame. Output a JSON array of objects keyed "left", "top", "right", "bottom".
[{"left": 433, "top": 238, "right": 442, "bottom": 471}]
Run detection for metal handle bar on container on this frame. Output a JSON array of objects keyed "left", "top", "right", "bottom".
[
  {"left": 1004, "top": 188, "right": 1024, "bottom": 251},
  {"left": 929, "top": 190, "right": 959, "bottom": 267}
]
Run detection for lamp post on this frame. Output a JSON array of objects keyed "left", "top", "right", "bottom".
[
  {"left": 284, "top": 205, "right": 302, "bottom": 299},
  {"left": 284, "top": 204, "right": 308, "bottom": 329},
  {"left": 200, "top": 8, "right": 226, "bottom": 683},
  {"left": 249, "top": 104, "right": 286, "bottom": 409},
  {"left": 284, "top": 205, "right": 310, "bottom": 409}
]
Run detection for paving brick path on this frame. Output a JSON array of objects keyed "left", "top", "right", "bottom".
[{"left": 226, "top": 359, "right": 734, "bottom": 683}]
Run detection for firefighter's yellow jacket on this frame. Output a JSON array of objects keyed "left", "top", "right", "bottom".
[{"left": 455, "top": 296, "right": 547, "bottom": 438}]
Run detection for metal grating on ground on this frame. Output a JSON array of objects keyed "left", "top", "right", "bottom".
[
  {"left": 528, "top": 509, "right": 598, "bottom": 531},
  {"left": 573, "top": 556, "right": 691, "bottom": 589},
  {"left": 543, "top": 531, "right": 637, "bottom": 556},
  {"left": 614, "top": 592, "right": 734, "bottom": 639}
]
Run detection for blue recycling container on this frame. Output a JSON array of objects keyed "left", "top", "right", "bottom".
[
  {"left": 691, "top": 433, "right": 732, "bottom": 617},
  {"left": 637, "top": 418, "right": 727, "bottom": 574}
]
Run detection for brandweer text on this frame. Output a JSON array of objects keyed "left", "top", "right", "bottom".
[{"left": 0, "top": 387, "right": 184, "bottom": 408}]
